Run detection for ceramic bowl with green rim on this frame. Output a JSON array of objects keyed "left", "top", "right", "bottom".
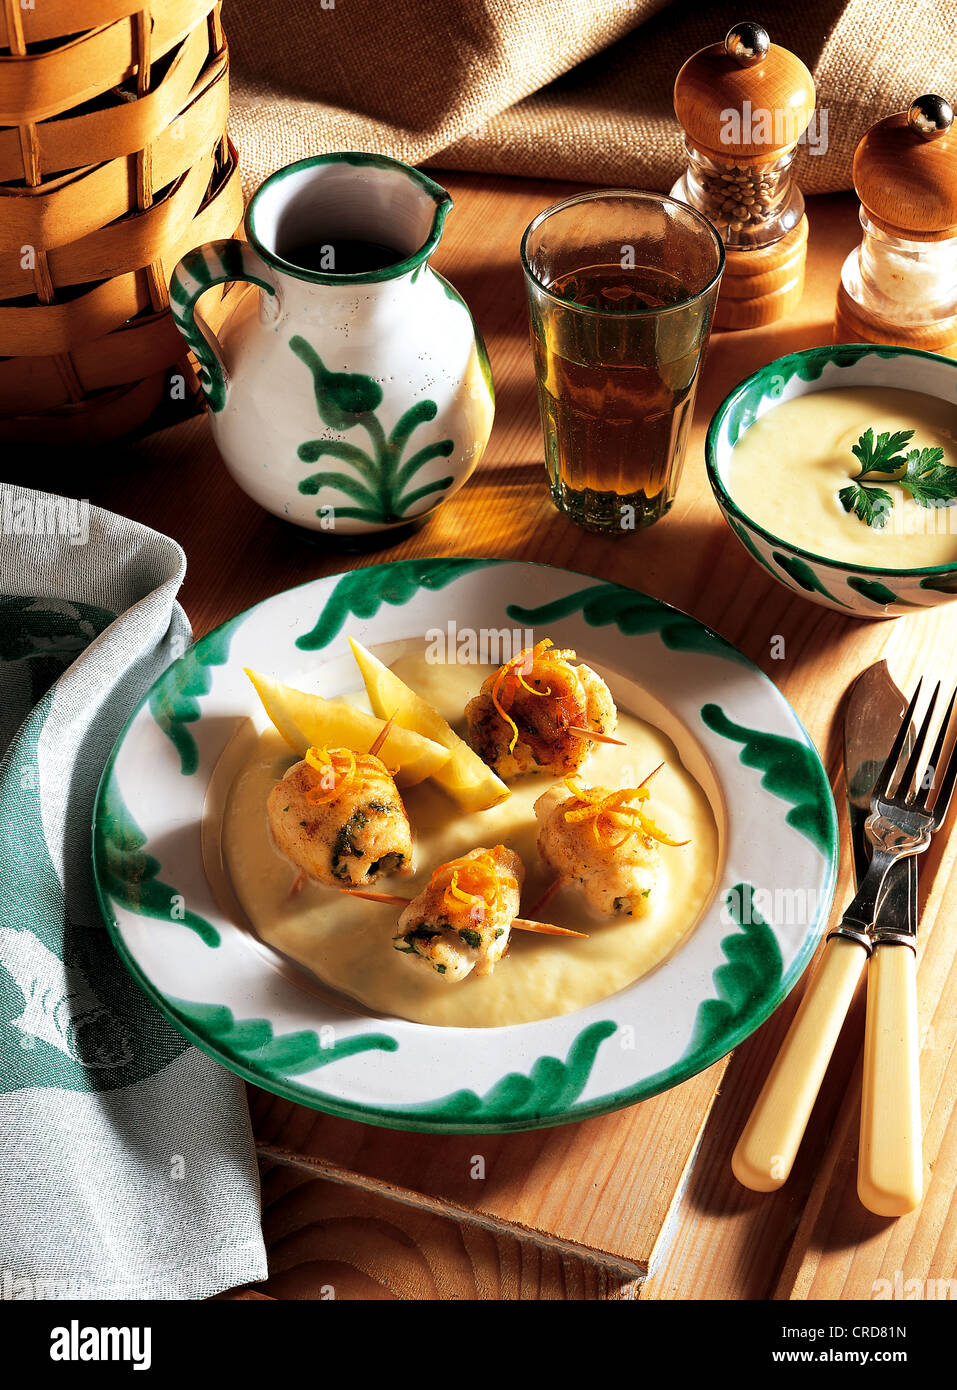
[
  {"left": 92, "top": 558, "right": 837, "bottom": 1134},
  {"left": 707, "top": 344, "right": 957, "bottom": 618}
]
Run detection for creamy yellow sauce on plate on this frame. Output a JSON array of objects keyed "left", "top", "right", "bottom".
[
  {"left": 221, "top": 651, "right": 718, "bottom": 1028},
  {"left": 727, "top": 387, "right": 957, "bottom": 568}
]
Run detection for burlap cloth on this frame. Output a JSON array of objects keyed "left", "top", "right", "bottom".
[{"left": 226, "top": 0, "right": 955, "bottom": 197}]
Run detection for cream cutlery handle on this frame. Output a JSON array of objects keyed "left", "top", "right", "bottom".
[
  {"left": 858, "top": 944, "right": 922, "bottom": 1217},
  {"left": 732, "top": 936, "right": 868, "bottom": 1192}
]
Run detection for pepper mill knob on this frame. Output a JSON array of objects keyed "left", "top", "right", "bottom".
[
  {"left": 725, "top": 22, "right": 770, "bottom": 67},
  {"left": 673, "top": 28, "right": 815, "bottom": 162},
  {"left": 907, "top": 93, "right": 954, "bottom": 140},
  {"left": 853, "top": 97, "right": 957, "bottom": 239}
]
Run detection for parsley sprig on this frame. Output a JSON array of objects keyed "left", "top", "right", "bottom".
[{"left": 838, "top": 428, "right": 957, "bottom": 529}]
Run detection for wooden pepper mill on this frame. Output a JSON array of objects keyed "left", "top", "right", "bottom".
[
  {"left": 672, "top": 22, "right": 816, "bottom": 330},
  {"left": 835, "top": 95, "right": 957, "bottom": 357}
]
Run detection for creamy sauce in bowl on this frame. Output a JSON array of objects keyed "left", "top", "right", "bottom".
[
  {"left": 222, "top": 651, "right": 719, "bottom": 1028},
  {"left": 727, "top": 387, "right": 957, "bottom": 568}
]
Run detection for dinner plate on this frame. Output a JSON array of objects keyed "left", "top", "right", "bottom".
[{"left": 92, "top": 558, "right": 837, "bottom": 1133}]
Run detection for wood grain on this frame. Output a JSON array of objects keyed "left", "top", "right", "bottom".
[
  {"left": 63, "top": 174, "right": 954, "bottom": 1297},
  {"left": 246, "top": 1161, "right": 634, "bottom": 1300},
  {"left": 251, "top": 1059, "right": 723, "bottom": 1276}
]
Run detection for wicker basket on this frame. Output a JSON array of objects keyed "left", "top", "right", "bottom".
[{"left": 0, "top": 0, "right": 243, "bottom": 444}]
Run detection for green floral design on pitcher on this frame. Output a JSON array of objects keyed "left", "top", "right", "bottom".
[{"left": 291, "top": 336, "right": 456, "bottom": 525}]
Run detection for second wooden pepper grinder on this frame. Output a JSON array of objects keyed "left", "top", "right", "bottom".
[
  {"left": 835, "top": 95, "right": 957, "bottom": 356},
  {"left": 672, "top": 22, "right": 816, "bottom": 329}
]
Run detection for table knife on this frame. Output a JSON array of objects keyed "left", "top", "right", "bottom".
[
  {"left": 854, "top": 674, "right": 922, "bottom": 1217},
  {"left": 732, "top": 661, "right": 915, "bottom": 1193}
]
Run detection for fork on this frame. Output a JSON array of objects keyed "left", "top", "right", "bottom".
[
  {"left": 856, "top": 680, "right": 957, "bottom": 1215},
  {"left": 840, "top": 681, "right": 957, "bottom": 944},
  {"left": 732, "top": 679, "right": 957, "bottom": 1212}
]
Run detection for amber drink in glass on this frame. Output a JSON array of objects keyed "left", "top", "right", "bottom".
[{"left": 521, "top": 190, "right": 724, "bottom": 533}]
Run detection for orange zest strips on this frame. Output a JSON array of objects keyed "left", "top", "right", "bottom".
[
  {"left": 634, "top": 807, "right": 690, "bottom": 849},
  {"left": 303, "top": 745, "right": 358, "bottom": 804},
  {"left": 303, "top": 745, "right": 398, "bottom": 803},
  {"left": 489, "top": 638, "right": 577, "bottom": 753},
  {"left": 561, "top": 772, "right": 690, "bottom": 849},
  {"left": 431, "top": 850, "right": 508, "bottom": 924},
  {"left": 447, "top": 869, "right": 488, "bottom": 922}
]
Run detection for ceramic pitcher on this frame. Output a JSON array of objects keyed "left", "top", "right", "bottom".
[{"left": 169, "top": 153, "right": 495, "bottom": 534}]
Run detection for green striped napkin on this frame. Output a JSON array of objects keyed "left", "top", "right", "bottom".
[{"left": 0, "top": 485, "right": 267, "bottom": 1299}]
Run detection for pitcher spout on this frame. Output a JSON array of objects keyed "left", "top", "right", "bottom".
[{"left": 245, "top": 151, "right": 453, "bottom": 285}]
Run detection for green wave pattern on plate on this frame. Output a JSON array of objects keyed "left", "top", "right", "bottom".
[
  {"left": 386, "top": 1019, "right": 617, "bottom": 1124},
  {"left": 682, "top": 883, "right": 783, "bottom": 1056},
  {"left": 149, "top": 614, "right": 242, "bottom": 775},
  {"left": 507, "top": 584, "right": 750, "bottom": 666},
  {"left": 605, "top": 884, "right": 786, "bottom": 1105},
  {"left": 296, "top": 556, "right": 504, "bottom": 650},
  {"left": 95, "top": 558, "right": 840, "bottom": 1131},
  {"left": 172, "top": 999, "right": 398, "bottom": 1077},
  {"left": 97, "top": 776, "right": 220, "bottom": 948},
  {"left": 700, "top": 703, "right": 835, "bottom": 856}
]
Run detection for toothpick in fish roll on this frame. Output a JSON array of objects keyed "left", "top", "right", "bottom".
[
  {"left": 534, "top": 768, "right": 688, "bottom": 917},
  {"left": 266, "top": 746, "right": 413, "bottom": 888},
  {"left": 393, "top": 846, "right": 524, "bottom": 981},
  {"left": 465, "top": 639, "right": 617, "bottom": 778}
]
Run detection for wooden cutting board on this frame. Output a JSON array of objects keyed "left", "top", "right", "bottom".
[{"left": 249, "top": 1061, "right": 724, "bottom": 1276}]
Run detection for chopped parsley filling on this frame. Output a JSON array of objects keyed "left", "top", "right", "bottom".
[{"left": 331, "top": 808, "right": 368, "bottom": 874}]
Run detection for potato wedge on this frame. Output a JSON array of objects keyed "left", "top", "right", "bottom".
[
  {"left": 244, "top": 668, "right": 450, "bottom": 789},
  {"left": 347, "top": 638, "right": 510, "bottom": 811}
]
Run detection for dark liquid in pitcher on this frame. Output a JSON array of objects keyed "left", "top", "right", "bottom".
[{"left": 283, "top": 238, "right": 404, "bottom": 274}]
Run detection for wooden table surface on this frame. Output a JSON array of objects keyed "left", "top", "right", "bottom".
[{"left": 44, "top": 173, "right": 956, "bottom": 1300}]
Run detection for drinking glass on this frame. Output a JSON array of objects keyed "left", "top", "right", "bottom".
[{"left": 521, "top": 190, "right": 724, "bottom": 534}]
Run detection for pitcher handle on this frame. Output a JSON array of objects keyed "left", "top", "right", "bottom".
[{"left": 169, "top": 239, "right": 276, "bottom": 413}]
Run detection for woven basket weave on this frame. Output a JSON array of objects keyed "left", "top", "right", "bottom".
[{"left": 0, "top": 0, "right": 243, "bottom": 444}]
